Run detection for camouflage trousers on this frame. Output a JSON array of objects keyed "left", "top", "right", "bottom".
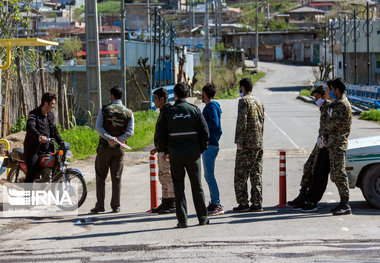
[
  {"left": 300, "top": 144, "right": 320, "bottom": 189},
  {"left": 234, "top": 148, "right": 263, "bottom": 206},
  {"left": 328, "top": 147, "right": 350, "bottom": 200},
  {"left": 158, "top": 152, "right": 175, "bottom": 199}
]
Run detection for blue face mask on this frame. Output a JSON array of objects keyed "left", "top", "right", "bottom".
[{"left": 330, "top": 90, "right": 337, "bottom": 99}]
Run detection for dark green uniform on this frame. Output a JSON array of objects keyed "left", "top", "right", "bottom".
[
  {"left": 157, "top": 98, "right": 209, "bottom": 225},
  {"left": 95, "top": 102, "right": 133, "bottom": 210},
  {"left": 234, "top": 92, "right": 264, "bottom": 206},
  {"left": 323, "top": 94, "right": 352, "bottom": 201},
  {"left": 300, "top": 100, "right": 331, "bottom": 188}
]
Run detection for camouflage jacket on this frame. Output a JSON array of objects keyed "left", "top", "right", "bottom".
[
  {"left": 234, "top": 92, "right": 264, "bottom": 149},
  {"left": 318, "top": 100, "right": 331, "bottom": 137},
  {"left": 324, "top": 94, "right": 352, "bottom": 150}
]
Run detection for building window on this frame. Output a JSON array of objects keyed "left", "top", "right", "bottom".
[
  {"left": 339, "top": 61, "right": 342, "bottom": 69},
  {"left": 377, "top": 54, "right": 380, "bottom": 69},
  {"left": 377, "top": 30, "right": 380, "bottom": 35}
]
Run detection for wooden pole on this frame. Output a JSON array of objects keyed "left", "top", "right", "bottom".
[
  {"left": 55, "top": 67, "right": 64, "bottom": 130},
  {"left": 15, "top": 56, "right": 28, "bottom": 118},
  {"left": 0, "top": 58, "right": 2, "bottom": 136},
  {"left": 3, "top": 71, "right": 11, "bottom": 137},
  {"left": 63, "top": 84, "right": 69, "bottom": 130},
  {"left": 39, "top": 56, "right": 46, "bottom": 94}
]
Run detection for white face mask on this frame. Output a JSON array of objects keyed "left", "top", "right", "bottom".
[
  {"left": 315, "top": 98, "right": 324, "bottom": 107},
  {"left": 239, "top": 91, "right": 244, "bottom": 98}
]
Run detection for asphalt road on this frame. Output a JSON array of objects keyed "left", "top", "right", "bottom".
[{"left": 0, "top": 62, "right": 379, "bottom": 262}]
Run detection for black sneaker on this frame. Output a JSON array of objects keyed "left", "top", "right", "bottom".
[
  {"left": 250, "top": 204, "right": 263, "bottom": 212},
  {"left": 287, "top": 189, "right": 307, "bottom": 206},
  {"left": 233, "top": 204, "right": 250, "bottom": 213},
  {"left": 302, "top": 202, "right": 318, "bottom": 213},
  {"left": 176, "top": 222, "right": 188, "bottom": 228},
  {"left": 331, "top": 204, "right": 351, "bottom": 216},
  {"left": 199, "top": 219, "right": 210, "bottom": 226},
  {"left": 291, "top": 202, "right": 305, "bottom": 211},
  {"left": 152, "top": 200, "right": 167, "bottom": 213},
  {"left": 208, "top": 204, "right": 224, "bottom": 216},
  {"left": 207, "top": 202, "right": 217, "bottom": 212},
  {"left": 90, "top": 207, "right": 105, "bottom": 214}
]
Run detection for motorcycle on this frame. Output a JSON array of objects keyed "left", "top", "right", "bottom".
[{"left": 1, "top": 139, "right": 87, "bottom": 209}]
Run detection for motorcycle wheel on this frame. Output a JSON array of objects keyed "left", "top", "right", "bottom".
[
  {"left": 7, "top": 167, "right": 26, "bottom": 183},
  {"left": 53, "top": 170, "right": 87, "bottom": 210}
]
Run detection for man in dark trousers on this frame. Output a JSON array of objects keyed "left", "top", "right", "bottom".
[
  {"left": 90, "top": 86, "right": 134, "bottom": 213},
  {"left": 150, "top": 88, "right": 175, "bottom": 214},
  {"left": 24, "top": 92, "right": 64, "bottom": 183},
  {"left": 157, "top": 83, "right": 209, "bottom": 228}
]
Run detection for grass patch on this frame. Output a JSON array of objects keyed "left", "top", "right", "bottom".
[
  {"left": 61, "top": 110, "right": 159, "bottom": 160},
  {"left": 214, "top": 71, "right": 265, "bottom": 100},
  {"left": 300, "top": 89, "right": 312, "bottom": 96},
  {"left": 360, "top": 110, "right": 380, "bottom": 122}
]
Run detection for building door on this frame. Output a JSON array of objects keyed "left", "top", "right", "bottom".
[{"left": 313, "top": 44, "right": 320, "bottom": 64}]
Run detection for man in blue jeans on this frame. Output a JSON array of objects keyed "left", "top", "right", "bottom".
[{"left": 201, "top": 83, "right": 224, "bottom": 216}]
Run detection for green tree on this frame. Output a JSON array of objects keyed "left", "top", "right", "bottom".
[{"left": 62, "top": 37, "right": 82, "bottom": 60}]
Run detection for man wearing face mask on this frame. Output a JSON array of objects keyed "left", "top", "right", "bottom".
[
  {"left": 288, "top": 85, "right": 331, "bottom": 209},
  {"left": 233, "top": 78, "right": 264, "bottom": 213},
  {"left": 322, "top": 78, "right": 352, "bottom": 215}
]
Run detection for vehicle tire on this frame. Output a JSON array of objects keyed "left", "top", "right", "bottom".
[
  {"left": 7, "top": 167, "right": 26, "bottom": 183},
  {"left": 361, "top": 164, "right": 380, "bottom": 209},
  {"left": 53, "top": 170, "right": 87, "bottom": 210}
]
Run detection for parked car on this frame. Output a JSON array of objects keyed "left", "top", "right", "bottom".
[{"left": 346, "top": 136, "right": 380, "bottom": 209}]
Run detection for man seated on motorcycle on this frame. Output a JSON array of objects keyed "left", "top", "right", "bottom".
[{"left": 23, "top": 92, "right": 64, "bottom": 183}]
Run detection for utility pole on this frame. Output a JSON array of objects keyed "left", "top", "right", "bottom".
[
  {"left": 85, "top": 0, "right": 102, "bottom": 118},
  {"left": 120, "top": 0, "right": 127, "bottom": 105},
  {"left": 205, "top": 0, "right": 211, "bottom": 83},
  {"left": 255, "top": 0, "right": 259, "bottom": 68}
]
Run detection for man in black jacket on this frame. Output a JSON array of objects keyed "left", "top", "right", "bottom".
[
  {"left": 157, "top": 83, "right": 209, "bottom": 228},
  {"left": 24, "top": 93, "right": 64, "bottom": 183}
]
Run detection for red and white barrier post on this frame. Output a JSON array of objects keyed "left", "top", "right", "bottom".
[
  {"left": 277, "top": 150, "right": 288, "bottom": 207},
  {"left": 149, "top": 155, "right": 158, "bottom": 212}
]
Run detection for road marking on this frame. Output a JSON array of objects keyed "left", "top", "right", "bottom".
[
  {"left": 328, "top": 199, "right": 337, "bottom": 203},
  {"left": 325, "top": 192, "right": 333, "bottom": 195},
  {"left": 265, "top": 112, "right": 299, "bottom": 149},
  {"left": 341, "top": 227, "right": 349, "bottom": 231}
]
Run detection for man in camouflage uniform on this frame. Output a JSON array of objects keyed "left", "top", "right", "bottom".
[
  {"left": 288, "top": 84, "right": 332, "bottom": 209},
  {"left": 323, "top": 78, "right": 352, "bottom": 215},
  {"left": 233, "top": 77, "right": 264, "bottom": 213},
  {"left": 150, "top": 88, "right": 175, "bottom": 214},
  {"left": 91, "top": 86, "right": 134, "bottom": 214}
]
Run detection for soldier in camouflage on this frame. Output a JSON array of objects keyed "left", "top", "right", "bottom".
[
  {"left": 323, "top": 78, "right": 352, "bottom": 215},
  {"left": 288, "top": 84, "right": 332, "bottom": 209},
  {"left": 90, "top": 86, "right": 134, "bottom": 214},
  {"left": 233, "top": 78, "right": 264, "bottom": 213}
]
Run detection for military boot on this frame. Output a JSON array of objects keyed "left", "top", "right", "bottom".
[
  {"left": 152, "top": 198, "right": 168, "bottom": 213},
  {"left": 331, "top": 196, "right": 351, "bottom": 216},
  {"left": 158, "top": 198, "right": 176, "bottom": 214},
  {"left": 287, "top": 187, "right": 307, "bottom": 207}
]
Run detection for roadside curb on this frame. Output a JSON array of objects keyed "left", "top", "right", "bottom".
[
  {"left": 296, "top": 95, "right": 314, "bottom": 104},
  {"left": 297, "top": 96, "right": 364, "bottom": 116}
]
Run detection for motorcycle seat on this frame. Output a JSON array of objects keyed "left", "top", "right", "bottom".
[{"left": 10, "top": 148, "right": 25, "bottom": 162}]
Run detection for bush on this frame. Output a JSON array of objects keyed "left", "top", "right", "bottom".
[
  {"left": 360, "top": 110, "right": 380, "bottom": 122},
  {"left": 300, "top": 89, "right": 312, "bottom": 96},
  {"left": 60, "top": 110, "right": 159, "bottom": 160},
  {"left": 11, "top": 116, "right": 27, "bottom": 134}
]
